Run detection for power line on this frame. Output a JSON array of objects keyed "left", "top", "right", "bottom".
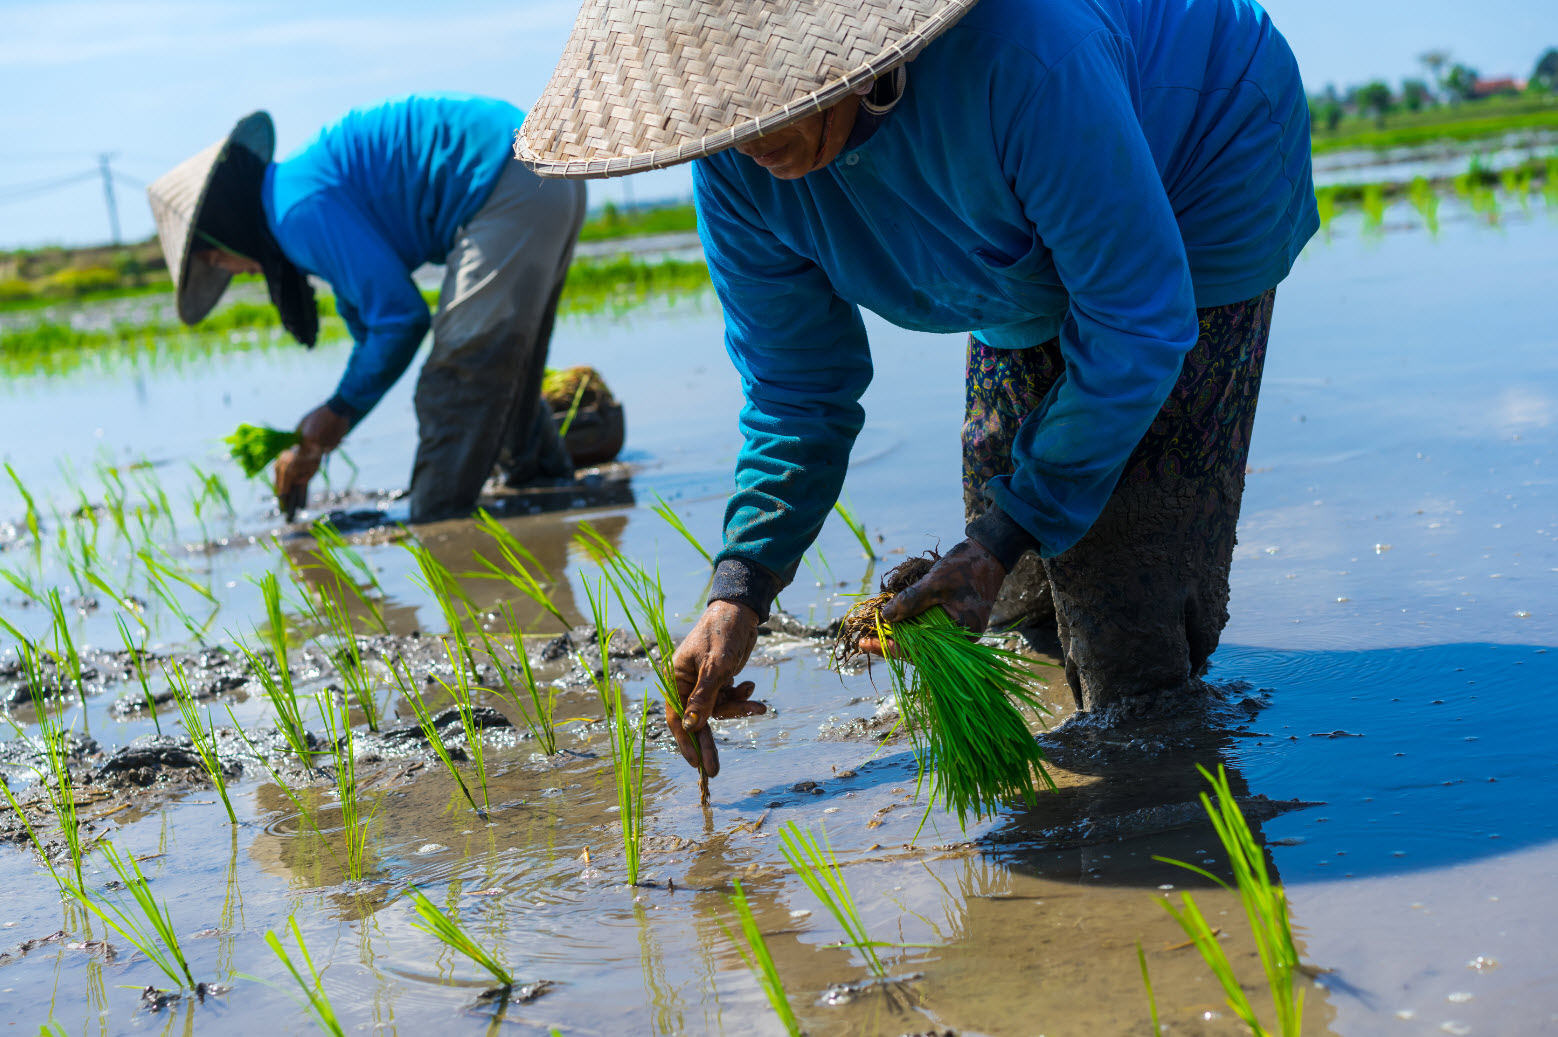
[
  {"left": 0, "top": 169, "right": 99, "bottom": 204},
  {"left": 99, "top": 153, "right": 122, "bottom": 244}
]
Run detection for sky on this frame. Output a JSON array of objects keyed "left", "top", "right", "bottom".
[{"left": 1, "top": 0, "right": 1553, "bottom": 250}]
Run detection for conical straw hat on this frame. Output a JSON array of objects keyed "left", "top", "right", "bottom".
[
  {"left": 517, "top": 0, "right": 978, "bottom": 178},
  {"left": 146, "top": 112, "right": 274, "bottom": 325}
]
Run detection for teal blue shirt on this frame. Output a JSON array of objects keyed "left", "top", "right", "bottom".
[
  {"left": 263, "top": 94, "right": 523, "bottom": 418},
  {"left": 694, "top": 0, "right": 1317, "bottom": 587}
]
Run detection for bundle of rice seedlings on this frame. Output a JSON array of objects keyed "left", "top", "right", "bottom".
[
  {"left": 833, "top": 555, "right": 1053, "bottom": 830},
  {"left": 225, "top": 424, "right": 301, "bottom": 479}
]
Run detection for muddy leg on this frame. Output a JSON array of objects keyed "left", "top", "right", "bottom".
[{"left": 1047, "top": 291, "right": 1275, "bottom": 711}]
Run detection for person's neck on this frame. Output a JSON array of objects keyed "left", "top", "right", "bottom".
[{"left": 808, "top": 94, "right": 862, "bottom": 173}]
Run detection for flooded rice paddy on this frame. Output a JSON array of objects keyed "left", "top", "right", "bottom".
[{"left": 0, "top": 186, "right": 1555, "bottom": 1036}]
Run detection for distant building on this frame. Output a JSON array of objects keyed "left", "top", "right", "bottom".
[{"left": 1471, "top": 76, "right": 1526, "bottom": 99}]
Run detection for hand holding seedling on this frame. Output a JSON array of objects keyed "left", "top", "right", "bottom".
[
  {"left": 670, "top": 599, "right": 768, "bottom": 775},
  {"left": 859, "top": 539, "right": 1006, "bottom": 655},
  {"left": 273, "top": 403, "right": 351, "bottom": 519}
]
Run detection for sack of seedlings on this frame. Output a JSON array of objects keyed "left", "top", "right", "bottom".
[{"left": 542, "top": 365, "right": 625, "bottom": 467}]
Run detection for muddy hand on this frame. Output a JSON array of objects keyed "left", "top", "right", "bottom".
[
  {"left": 862, "top": 539, "right": 1007, "bottom": 653},
  {"left": 669, "top": 600, "right": 767, "bottom": 777},
  {"left": 274, "top": 403, "right": 352, "bottom": 521}
]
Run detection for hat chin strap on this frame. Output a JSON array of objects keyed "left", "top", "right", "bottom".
[{"left": 810, "top": 105, "right": 838, "bottom": 172}]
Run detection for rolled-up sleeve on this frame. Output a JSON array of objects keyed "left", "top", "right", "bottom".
[
  {"left": 985, "top": 30, "right": 1200, "bottom": 556},
  {"left": 693, "top": 158, "right": 873, "bottom": 596},
  {"left": 275, "top": 196, "right": 431, "bottom": 421}
]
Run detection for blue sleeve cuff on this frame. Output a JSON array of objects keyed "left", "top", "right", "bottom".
[
  {"left": 325, "top": 393, "right": 363, "bottom": 426},
  {"left": 708, "top": 557, "right": 784, "bottom": 622},
  {"left": 966, "top": 503, "right": 1040, "bottom": 574}
]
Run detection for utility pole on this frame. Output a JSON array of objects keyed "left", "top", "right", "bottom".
[{"left": 98, "top": 152, "right": 122, "bottom": 244}]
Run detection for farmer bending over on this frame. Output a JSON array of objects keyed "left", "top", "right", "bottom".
[
  {"left": 148, "top": 93, "right": 600, "bottom": 523},
  {"left": 521, "top": 0, "right": 1317, "bottom": 776}
]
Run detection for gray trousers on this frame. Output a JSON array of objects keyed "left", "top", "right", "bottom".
[{"left": 409, "top": 162, "right": 587, "bottom": 523}]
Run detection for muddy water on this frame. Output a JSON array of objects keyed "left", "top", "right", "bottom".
[{"left": 0, "top": 192, "right": 1555, "bottom": 1036}]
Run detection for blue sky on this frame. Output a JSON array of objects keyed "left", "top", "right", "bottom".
[{"left": 1, "top": 0, "right": 1553, "bottom": 249}]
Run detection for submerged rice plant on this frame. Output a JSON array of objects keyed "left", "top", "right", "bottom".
[
  {"left": 308, "top": 588, "right": 381, "bottom": 731},
  {"left": 467, "top": 510, "right": 569, "bottom": 629},
  {"left": 5, "top": 640, "right": 88, "bottom": 888},
  {"left": 307, "top": 519, "right": 389, "bottom": 634},
  {"left": 389, "top": 656, "right": 483, "bottom": 817},
  {"left": 406, "top": 886, "right": 513, "bottom": 988},
  {"left": 237, "top": 572, "right": 312, "bottom": 765},
  {"left": 432, "top": 632, "right": 493, "bottom": 815},
  {"left": 724, "top": 878, "right": 802, "bottom": 1035},
  {"left": 261, "top": 916, "right": 345, "bottom": 1037},
  {"left": 833, "top": 500, "right": 876, "bottom": 559},
  {"left": 578, "top": 575, "right": 649, "bottom": 884},
  {"left": 1407, "top": 176, "right": 1441, "bottom": 235},
  {"left": 778, "top": 822, "right": 887, "bottom": 979},
  {"left": 165, "top": 660, "right": 237, "bottom": 824},
  {"left": 69, "top": 842, "right": 195, "bottom": 989},
  {"left": 474, "top": 602, "right": 559, "bottom": 754},
  {"left": 1147, "top": 764, "right": 1305, "bottom": 1037},
  {"left": 314, "top": 684, "right": 375, "bottom": 880},
  {"left": 649, "top": 492, "right": 714, "bottom": 565}
]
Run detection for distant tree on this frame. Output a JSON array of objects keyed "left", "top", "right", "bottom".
[
  {"left": 1325, "top": 102, "right": 1343, "bottom": 132},
  {"left": 1533, "top": 49, "right": 1558, "bottom": 91},
  {"left": 1419, "top": 49, "right": 1452, "bottom": 100},
  {"left": 1356, "top": 80, "right": 1394, "bottom": 128},
  {"left": 1401, "top": 79, "right": 1433, "bottom": 112},
  {"left": 1445, "top": 63, "right": 1479, "bottom": 102}
]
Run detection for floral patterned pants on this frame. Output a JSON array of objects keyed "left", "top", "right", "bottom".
[{"left": 962, "top": 290, "right": 1276, "bottom": 710}]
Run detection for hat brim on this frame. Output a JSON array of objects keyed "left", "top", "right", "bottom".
[
  {"left": 146, "top": 111, "right": 275, "bottom": 325},
  {"left": 516, "top": 0, "right": 977, "bottom": 179}
]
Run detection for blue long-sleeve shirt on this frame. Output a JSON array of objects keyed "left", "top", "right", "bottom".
[
  {"left": 695, "top": 0, "right": 1316, "bottom": 603},
  {"left": 262, "top": 94, "right": 523, "bottom": 419}
]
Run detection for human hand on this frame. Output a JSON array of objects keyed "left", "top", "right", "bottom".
[
  {"left": 858, "top": 539, "right": 1008, "bottom": 655},
  {"left": 273, "top": 403, "right": 351, "bottom": 520},
  {"left": 668, "top": 600, "right": 768, "bottom": 776}
]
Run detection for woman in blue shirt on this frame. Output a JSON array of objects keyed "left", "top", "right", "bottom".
[
  {"left": 520, "top": 0, "right": 1317, "bottom": 776},
  {"left": 147, "top": 94, "right": 593, "bottom": 522}
]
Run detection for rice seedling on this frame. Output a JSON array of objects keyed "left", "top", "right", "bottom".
[
  {"left": 138, "top": 549, "right": 217, "bottom": 643},
  {"left": 1138, "top": 942, "right": 1162, "bottom": 1036},
  {"left": 833, "top": 557, "right": 1053, "bottom": 829},
  {"left": 473, "top": 602, "right": 559, "bottom": 754},
  {"left": 307, "top": 518, "right": 389, "bottom": 633},
  {"left": 833, "top": 500, "right": 876, "bottom": 560},
  {"left": 115, "top": 615, "right": 161, "bottom": 733},
  {"left": 431, "top": 633, "right": 493, "bottom": 815},
  {"left": 164, "top": 660, "right": 237, "bottom": 824},
  {"left": 1360, "top": 181, "right": 1386, "bottom": 231},
  {"left": 578, "top": 575, "right": 649, "bottom": 884},
  {"left": 260, "top": 916, "right": 345, "bottom": 1037},
  {"left": 234, "top": 573, "right": 312, "bottom": 766},
  {"left": 1313, "top": 186, "right": 1337, "bottom": 233},
  {"left": 314, "top": 684, "right": 375, "bottom": 880},
  {"left": 405, "top": 886, "right": 514, "bottom": 988},
  {"left": 44, "top": 590, "right": 86, "bottom": 698},
  {"left": 68, "top": 842, "right": 195, "bottom": 989},
  {"left": 724, "top": 878, "right": 801, "bottom": 1035},
  {"left": 467, "top": 510, "right": 569, "bottom": 629},
  {"left": 404, "top": 540, "right": 481, "bottom": 665},
  {"left": 6, "top": 639, "right": 89, "bottom": 888},
  {"left": 4, "top": 462, "right": 41, "bottom": 546},
  {"left": 778, "top": 822, "right": 887, "bottom": 979},
  {"left": 225, "top": 424, "right": 302, "bottom": 479},
  {"left": 308, "top": 588, "right": 381, "bottom": 731},
  {"left": 1407, "top": 177, "right": 1441, "bottom": 234},
  {"left": 1148, "top": 764, "right": 1305, "bottom": 1037},
  {"left": 130, "top": 464, "right": 178, "bottom": 540},
  {"left": 389, "top": 656, "right": 483, "bottom": 817},
  {"left": 649, "top": 492, "right": 714, "bottom": 565}
]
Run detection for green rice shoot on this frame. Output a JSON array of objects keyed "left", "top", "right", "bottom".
[
  {"left": 390, "top": 657, "right": 483, "bottom": 817},
  {"left": 649, "top": 492, "right": 714, "bottom": 565},
  {"left": 724, "top": 878, "right": 802, "bottom": 1035},
  {"left": 474, "top": 602, "right": 559, "bottom": 754},
  {"left": 1150, "top": 764, "right": 1306, "bottom": 1036},
  {"left": 165, "top": 660, "right": 237, "bottom": 824},
  {"left": 873, "top": 605, "right": 1053, "bottom": 829},
  {"left": 260, "top": 916, "right": 345, "bottom": 1037},
  {"left": 225, "top": 424, "right": 301, "bottom": 479},
  {"left": 69, "top": 842, "right": 195, "bottom": 989},
  {"left": 406, "top": 886, "right": 514, "bottom": 988},
  {"left": 578, "top": 574, "right": 649, "bottom": 884},
  {"left": 833, "top": 499, "right": 876, "bottom": 559}
]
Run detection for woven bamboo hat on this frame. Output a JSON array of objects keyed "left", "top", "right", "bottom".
[
  {"left": 146, "top": 112, "right": 274, "bottom": 325},
  {"left": 517, "top": 0, "right": 977, "bottom": 178}
]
